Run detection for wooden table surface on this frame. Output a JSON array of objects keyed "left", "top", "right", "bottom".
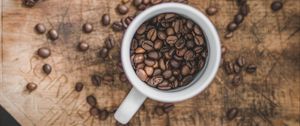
[{"left": 0, "top": 0, "right": 299, "bottom": 126}]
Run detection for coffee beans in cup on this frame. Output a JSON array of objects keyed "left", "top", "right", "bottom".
[{"left": 130, "top": 13, "right": 208, "bottom": 90}]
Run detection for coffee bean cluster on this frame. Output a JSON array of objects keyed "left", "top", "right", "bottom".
[
  {"left": 130, "top": 13, "right": 208, "bottom": 90},
  {"left": 86, "top": 95, "right": 112, "bottom": 120},
  {"left": 223, "top": 56, "right": 257, "bottom": 87},
  {"left": 225, "top": 0, "right": 250, "bottom": 38}
]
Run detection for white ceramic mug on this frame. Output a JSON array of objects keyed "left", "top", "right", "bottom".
[{"left": 114, "top": 3, "right": 221, "bottom": 124}]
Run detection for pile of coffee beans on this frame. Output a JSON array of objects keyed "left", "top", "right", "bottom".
[{"left": 130, "top": 13, "right": 207, "bottom": 90}]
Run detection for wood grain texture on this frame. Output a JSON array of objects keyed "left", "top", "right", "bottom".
[{"left": 0, "top": 0, "right": 299, "bottom": 126}]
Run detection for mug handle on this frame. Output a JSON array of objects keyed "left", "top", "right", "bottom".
[{"left": 114, "top": 88, "right": 147, "bottom": 124}]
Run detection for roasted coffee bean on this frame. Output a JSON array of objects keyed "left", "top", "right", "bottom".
[
  {"left": 136, "top": 69, "right": 148, "bottom": 81},
  {"left": 236, "top": 56, "right": 245, "bottom": 67},
  {"left": 82, "top": 23, "right": 93, "bottom": 33},
  {"left": 157, "top": 81, "right": 171, "bottom": 90},
  {"left": 112, "top": 21, "right": 124, "bottom": 31},
  {"left": 271, "top": 1, "right": 283, "bottom": 11},
  {"left": 233, "top": 64, "right": 241, "bottom": 73},
  {"left": 148, "top": 76, "right": 163, "bottom": 87},
  {"left": 169, "top": 76, "right": 176, "bottom": 82},
  {"left": 136, "top": 63, "right": 145, "bottom": 69},
  {"left": 194, "top": 35, "right": 204, "bottom": 45},
  {"left": 240, "top": 4, "right": 249, "bottom": 16},
  {"left": 137, "top": 25, "right": 146, "bottom": 34},
  {"left": 246, "top": 64, "right": 257, "bottom": 73},
  {"left": 221, "top": 46, "right": 227, "bottom": 55},
  {"left": 148, "top": 51, "right": 159, "bottom": 59},
  {"left": 125, "top": 16, "right": 133, "bottom": 26},
  {"left": 135, "top": 47, "right": 146, "bottom": 54},
  {"left": 119, "top": 73, "right": 128, "bottom": 82},
  {"left": 163, "top": 103, "right": 174, "bottom": 113},
  {"left": 144, "top": 66, "right": 154, "bottom": 76},
  {"left": 101, "top": 14, "right": 110, "bottom": 26},
  {"left": 86, "top": 95, "right": 97, "bottom": 106},
  {"left": 225, "top": 32, "right": 233, "bottom": 39},
  {"left": 99, "top": 48, "right": 109, "bottom": 58},
  {"left": 193, "top": 26, "right": 202, "bottom": 35},
  {"left": 78, "top": 42, "right": 89, "bottom": 51},
  {"left": 142, "top": 40, "right": 154, "bottom": 51},
  {"left": 194, "top": 46, "right": 203, "bottom": 54},
  {"left": 226, "top": 108, "right": 239, "bottom": 120},
  {"left": 166, "top": 36, "right": 177, "bottom": 45},
  {"left": 42, "top": 64, "right": 52, "bottom": 75},
  {"left": 117, "top": 4, "right": 129, "bottom": 15},
  {"left": 227, "top": 22, "right": 238, "bottom": 32},
  {"left": 175, "top": 39, "right": 185, "bottom": 49},
  {"left": 26, "top": 82, "right": 37, "bottom": 92},
  {"left": 232, "top": 75, "right": 242, "bottom": 86},
  {"left": 150, "top": 0, "right": 162, "bottom": 5},
  {"left": 166, "top": 28, "right": 175, "bottom": 35},
  {"left": 181, "top": 65, "right": 190, "bottom": 76},
  {"left": 145, "top": 59, "right": 155, "bottom": 66},
  {"left": 224, "top": 62, "right": 234, "bottom": 74},
  {"left": 206, "top": 6, "right": 218, "bottom": 16},
  {"left": 37, "top": 47, "right": 51, "bottom": 58},
  {"left": 134, "top": 0, "right": 143, "bottom": 7},
  {"left": 157, "top": 31, "right": 167, "bottom": 40},
  {"left": 143, "top": 0, "right": 150, "bottom": 5},
  {"left": 131, "top": 39, "right": 138, "bottom": 49},
  {"left": 234, "top": 14, "right": 244, "bottom": 24},
  {"left": 105, "top": 35, "right": 114, "bottom": 49},
  {"left": 154, "top": 40, "right": 163, "bottom": 50},
  {"left": 184, "top": 50, "right": 194, "bottom": 61},
  {"left": 155, "top": 106, "right": 165, "bottom": 116},
  {"left": 23, "top": 0, "right": 38, "bottom": 7},
  {"left": 91, "top": 74, "right": 102, "bottom": 86},
  {"left": 176, "top": 47, "right": 187, "bottom": 57},
  {"left": 170, "top": 59, "right": 180, "bottom": 68},
  {"left": 153, "top": 69, "right": 162, "bottom": 76},
  {"left": 89, "top": 107, "right": 99, "bottom": 116},
  {"left": 181, "top": 75, "right": 193, "bottom": 86},
  {"left": 159, "top": 59, "right": 166, "bottom": 70},
  {"left": 147, "top": 28, "right": 157, "bottom": 41},
  {"left": 99, "top": 109, "right": 109, "bottom": 120},
  {"left": 47, "top": 29, "right": 59, "bottom": 40},
  {"left": 186, "top": 41, "right": 195, "bottom": 49},
  {"left": 162, "top": 70, "right": 172, "bottom": 79},
  {"left": 133, "top": 54, "right": 144, "bottom": 64},
  {"left": 35, "top": 23, "right": 46, "bottom": 34},
  {"left": 186, "top": 20, "right": 194, "bottom": 29},
  {"left": 75, "top": 82, "right": 84, "bottom": 92}
]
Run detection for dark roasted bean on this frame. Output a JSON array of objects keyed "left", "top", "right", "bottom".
[
  {"left": 226, "top": 108, "right": 239, "bottom": 120},
  {"left": 246, "top": 64, "right": 257, "bottom": 73},
  {"left": 75, "top": 82, "right": 84, "bottom": 92},
  {"left": 42, "top": 64, "right": 52, "bottom": 75},
  {"left": 37, "top": 47, "right": 51, "bottom": 58},
  {"left": 35, "top": 23, "right": 46, "bottom": 34},
  {"left": 101, "top": 14, "right": 110, "bottom": 26},
  {"left": 82, "top": 23, "right": 93, "bottom": 33},
  {"left": 206, "top": 6, "right": 218, "bottom": 16},
  {"left": 26, "top": 82, "right": 37, "bottom": 92},
  {"left": 271, "top": 1, "right": 283, "bottom": 11},
  {"left": 91, "top": 74, "right": 102, "bottom": 86},
  {"left": 86, "top": 95, "right": 97, "bottom": 106}
]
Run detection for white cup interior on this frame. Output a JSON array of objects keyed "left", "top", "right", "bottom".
[{"left": 121, "top": 3, "right": 221, "bottom": 102}]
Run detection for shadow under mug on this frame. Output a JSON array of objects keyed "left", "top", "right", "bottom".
[{"left": 115, "top": 3, "right": 221, "bottom": 124}]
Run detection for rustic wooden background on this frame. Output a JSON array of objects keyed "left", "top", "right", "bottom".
[{"left": 0, "top": 0, "right": 299, "bottom": 126}]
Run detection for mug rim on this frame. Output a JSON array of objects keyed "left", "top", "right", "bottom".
[{"left": 121, "top": 3, "right": 221, "bottom": 102}]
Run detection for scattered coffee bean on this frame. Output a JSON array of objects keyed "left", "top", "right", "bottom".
[
  {"left": 91, "top": 74, "right": 102, "bottom": 86},
  {"left": 86, "top": 95, "right": 97, "bottom": 106},
  {"left": 225, "top": 32, "right": 233, "bottom": 39},
  {"left": 101, "top": 14, "right": 110, "bottom": 26},
  {"left": 246, "top": 64, "right": 257, "bottom": 73},
  {"left": 99, "top": 48, "right": 109, "bottom": 58},
  {"left": 112, "top": 21, "right": 124, "bottom": 31},
  {"left": 35, "top": 23, "right": 46, "bottom": 34},
  {"left": 236, "top": 56, "right": 245, "bottom": 67},
  {"left": 23, "top": 0, "right": 38, "bottom": 7},
  {"left": 42, "top": 64, "right": 52, "bottom": 75},
  {"left": 224, "top": 62, "right": 234, "bottom": 74},
  {"left": 75, "top": 82, "right": 84, "bottom": 92},
  {"left": 82, "top": 23, "right": 93, "bottom": 33},
  {"left": 133, "top": 0, "right": 143, "bottom": 7},
  {"left": 47, "top": 29, "right": 59, "bottom": 40},
  {"left": 233, "top": 64, "right": 241, "bottom": 73},
  {"left": 226, "top": 108, "right": 239, "bottom": 120},
  {"left": 206, "top": 6, "right": 218, "bottom": 16},
  {"left": 99, "top": 109, "right": 109, "bottom": 120},
  {"left": 37, "top": 47, "right": 51, "bottom": 58},
  {"left": 240, "top": 4, "right": 249, "bottom": 16},
  {"left": 90, "top": 107, "right": 99, "bottom": 116},
  {"left": 105, "top": 35, "right": 115, "bottom": 49},
  {"left": 26, "top": 82, "right": 37, "bottom": 92},
  {"left": 227, "top": 22, "right": 238, "bottom": 32},
  {"left": 234, "top": 14, "right": 244, "bottom": 24},
  {"left": 163, "top": 103, "right": 174, "bottom": 113},
  {"left": 232, "top": 74, "right": 242, "bottom": 86},
  {"left": 271, "top": 1, "right": 283, "bottom": 11},
  {"left": 78, "top": 42, "right": 89, "bottom": 51},
  {"left": 117, "top": 4, "right": 129, "bottom": 15},
  {"left": 130, "top": 13, "right": 207, "bottom": 90}
]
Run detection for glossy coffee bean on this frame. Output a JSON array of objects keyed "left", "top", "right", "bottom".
[
  {"left": 91, "top": 74, "right": 102, "bottom": 86},
  {"left": 101, "top": 14, "right": 110, "bottom": 26},
  {"left": 42, "top": 64, "right": 52, "bottom": 75},
  {"left": 78, "top": 42, "right": 89, "bottom": 51},
  {"left": 75, "top": 82, "right": 84, "bottom": 92},
  {"left": 271, "top": 1, "right": 283, "bottom": 11},
  {"left": 117, "top": 4, "right": 129, "bottom": 15},
  {"left": 226, "top": 108, "right": 239, "bottom": 120},
  {"left": 206, "top": 7, "right": 218, "bottom": 16},
  {"left": 136, "top": 69, "right": 148, "bottom": 81},
  {"left": 82, "top": 23, "right": 93, "bottom": 33},
  {"left": 37, "top": 47, "right": 51, "bottom": 58},
  {"left": 86, "top": 95, "right": 97, "bottom": 106},
  {"left": 47, "top": 29, "right": 59, "bottom": 40},
  {"left": 35, "top": 23, "right": 46, "bottom": 34},
  {"left": 26, "top": 82, "right": 37, "bottom": 92}
]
